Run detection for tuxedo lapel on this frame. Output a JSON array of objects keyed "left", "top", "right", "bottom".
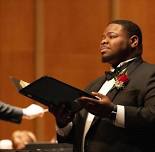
[
  {"left": 90, "top": 117, "right": 101, "bottom": 127},
  {"left": 106, "top": 87, "right": 120, "bottom": 101}
]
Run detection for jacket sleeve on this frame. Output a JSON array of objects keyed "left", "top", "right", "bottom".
[{"left": 0, "top": 101, "right": 23, "bottom": 123}]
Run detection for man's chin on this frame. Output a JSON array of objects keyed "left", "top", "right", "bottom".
[
  {"left": 101, "top": 56, "right": 112, "bottom": 63},
  {"left": 101, "top": 55, "right": 122, "bottom": 66}
]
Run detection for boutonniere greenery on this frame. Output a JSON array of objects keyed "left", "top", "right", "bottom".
[{"left": 114, "top": 71, "right": 129, "bottom": 90}]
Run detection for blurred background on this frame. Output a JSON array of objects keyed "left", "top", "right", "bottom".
[{"left": 0, "top": 0, "right": 155, "bottom": 141}]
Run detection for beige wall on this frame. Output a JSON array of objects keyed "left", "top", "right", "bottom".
[{"left": 0, "top": 0, "right": 155, "bottom": 141}]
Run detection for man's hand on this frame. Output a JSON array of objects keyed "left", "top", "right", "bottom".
[
  {"left": 78, "top": 92, "right": 115, "bottom": 117},
  {"left": 22, "top": 104, "right": 48, "bottom": 120},
  {"left": 49, "top": 104, "right": 75, "bottom": 128}
]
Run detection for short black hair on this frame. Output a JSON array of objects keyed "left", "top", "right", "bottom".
[{"left": 109, "top": 20, "right": 143, "bottom": 53}]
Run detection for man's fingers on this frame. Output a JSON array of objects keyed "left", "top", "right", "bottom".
[
  {"left": 91, "top": 92, "right": 105, "bottom": 99},
  {"left": 79, "top": 96, "right": 101, "bottom": 105}
]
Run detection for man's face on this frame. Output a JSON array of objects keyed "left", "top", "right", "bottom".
[{"left": 100, "top": 23, "right": 131, "bottom": 65}]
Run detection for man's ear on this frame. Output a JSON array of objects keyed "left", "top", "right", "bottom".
[{"left": 129, "top": 35, "right": 139, "bottom": 48}]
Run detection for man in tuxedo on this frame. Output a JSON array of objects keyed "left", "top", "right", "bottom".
[
  {"left": 51, "top": 20, "right": 155, "bottom": 152},
  {"left": 0, "top": 101, "right": 47, "bottom": 123}
]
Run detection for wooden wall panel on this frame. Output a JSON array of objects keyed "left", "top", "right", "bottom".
[
  {"left": 0, "top": 0, "right": 35, "bottom": 139},
  {"left": 114, "top": 0, "right": 155, "bottom": 63},
  {"left": 44, "top": 0, "right": 111, "bottom": 88}
]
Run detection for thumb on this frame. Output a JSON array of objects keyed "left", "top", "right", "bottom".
[{"left": 91, "top": 92, "right": 105, "bottom": 99}]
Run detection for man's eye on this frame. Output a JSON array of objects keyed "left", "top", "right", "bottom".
[{"left": 109, "top": 35, "right": 117, "bottom": 39}]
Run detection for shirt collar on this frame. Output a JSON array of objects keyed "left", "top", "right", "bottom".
[{"left": 111, "top": 57, "right": 137, "bottom": 71}]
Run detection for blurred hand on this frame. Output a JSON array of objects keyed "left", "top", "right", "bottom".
[
  {"left": 77, "top": 92, "right": 115, "bottom": 117},
  {"left": 22, "top": 104, "right": 48, "bottom": 120},
  {"left": 49, "top": 104, "right": 75, "bottom": 128}
]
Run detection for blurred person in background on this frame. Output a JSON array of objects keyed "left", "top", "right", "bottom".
[
  {"left": 12, "top": 130, "right": 37, "bottom": 149},
  {"left": 0, "top": 130, "right": 37, "bottom": 149}
]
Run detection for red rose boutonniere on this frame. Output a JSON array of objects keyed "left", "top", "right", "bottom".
[{"left": 114, "top": 72, "right": 129, "bottom": 89}]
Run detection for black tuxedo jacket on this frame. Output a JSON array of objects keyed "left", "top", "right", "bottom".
[
  {"left": 0, "top": 101, "right": 23, "bottom": 123},
  {"left": 58, "top": 58, "right": 155, "bottom": 152}
]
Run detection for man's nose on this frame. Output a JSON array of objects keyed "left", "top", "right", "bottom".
[{"left": 100, "top": 37, "right": 108, "bottom": 44}]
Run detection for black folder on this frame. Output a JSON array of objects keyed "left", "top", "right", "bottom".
[{"left": 11, "top": 76, "right": 96, "bottom": 112}]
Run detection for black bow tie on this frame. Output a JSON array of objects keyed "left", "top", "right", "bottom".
[
  {"left": 104, "top": 58, "right": 137, "bottom": 80},
  {"left": 105, "top": 64, "right": 128, "bottom": 80},
  {"left": 105, "top": 69, "right": 120, "bottom": 80}
]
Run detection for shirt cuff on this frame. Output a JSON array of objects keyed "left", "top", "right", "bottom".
[{"left": 114, "top": 105, "right": 125, "bottom": 128}]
